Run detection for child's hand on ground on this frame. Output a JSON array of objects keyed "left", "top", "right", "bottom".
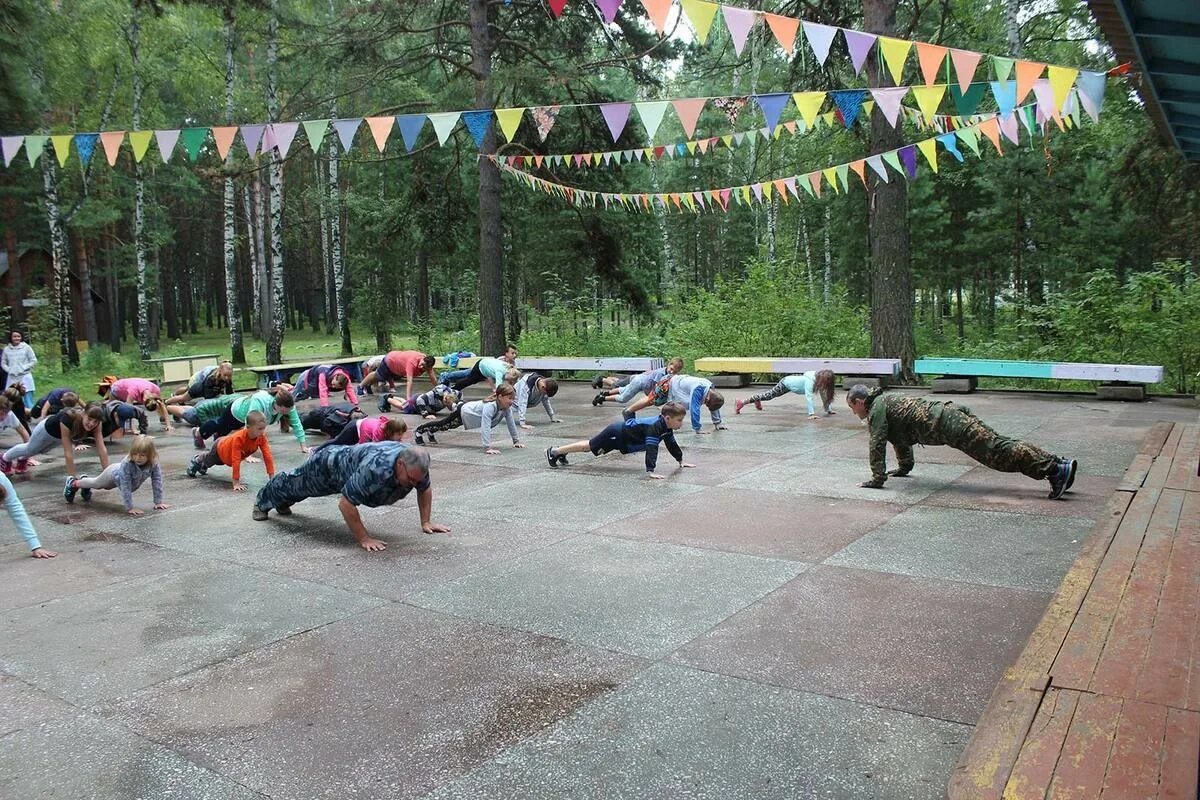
[
  {"left": 154, "top": 503, "right": 169, "bottom": 510},
  {"left": 715, "top": 424, "right": 728, "bottom": 430},
  {"left": 423, "top": 414, "right": 437, "bottom": 420},
  {"left": 127, "top": 508, "right": 145, "bottom": 516},
  {"left": 422, "top": 522, "right": 451, "bottom": 534},
  {"left": 299, "top": 445, "right": 311, "bottom": 454},
  {"left": 520, "top": 424, "right": 534, "bottom": 430},
  {"left": 513, "top": 442, "right": 526, "bottom": 449},
  {"left": 165, "top": 425, "right": 176, "bottom": 434},
  {"left": 485, "top": 448, "right": 501, "bottom": 455},
  {"left": 808, "top": 414, "right": 819, "bottom": 420},
  {"left": 679, "top": 462, "right": 696, "bottom": 468},
  {"left": 551, "top": 418, "right": 561, "bottom": 424},
  {"left": 694, "top": 430, "right": 712, "bottom": 435},
  {"left": 32, "top": 547, "right": 58, "bottom": 558},
  {"left": 244, "top": 456, "right": 260, "bottom": 463},
  {"left": 360, "top": 537, "right": 388, "bottom": 552},
  {"left": 232, "top": 482, "right": 247, "bottom": 492},
  {"left": 27, "top": 458, "right": 40, "bottom": 466},
  {"left": 825, "top": 410, "right": 836, "bottom": 415},
  {"left": 74, "top": 444, "right": 91, "bottom": 451},
  {"left": 644, "top": 473, "right": 665, "bottom": 480}
]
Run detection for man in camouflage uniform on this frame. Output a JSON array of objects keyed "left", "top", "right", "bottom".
[
  {"left": 252, "top": 441, "right": 450, "bottom": 552},
  {"left": 845, "top": 385, "right": 1078, "bottom": 499}
]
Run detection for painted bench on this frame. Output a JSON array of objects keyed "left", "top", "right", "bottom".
[
  {"left": 144, "top": 353, "right": 220, "bottom": 384},
  {"left": 245, "top": 355, "right": 364, "bottom": 390},
  {"left": 453, "top": 356, "right": 664, "bottom": 375},
  {"left": 693, "top": 357, "right": 901, "bottom": 389},
  {"left": 914, "top": 357, "right": 1164, "bottom": 401}
]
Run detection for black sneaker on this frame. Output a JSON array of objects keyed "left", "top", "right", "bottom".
[
  {"left": 378, "top": 394, "right": 392, "bottom": 413},
  {"left": 77, "top": 474, "right": 92, "bottom": 503},
  {"left": 592, "top": 393, "right": 606, "bottom": 407},
  {"left": 276, "top": 505, "right": 292, "bottom": 516},
  {"left": 622, "top": 408, "right": 635, "bottom": 421},
  {"left": 546, "top": 446, "right": 558, "bottom": 468},
  {"left": 252, "top": 508, "right": 269, "bottom": 521},
  {"left": 415, "top": 434, "right": 426, "bottom": 445},
  {"left": 1048, "top": 459, "right": 1075, "bottom": 500},
  {"left": 186, "top": 455, "right": 205, "bottom": 478},
  {"left": 425, "top": 432, "right": 437, "bottom": 445},
  {"left": 591, "top": 375, "right": 604, "bottom": 389},
  {"left": 1061, "top": 458, "right": 1078, "bottom": 492},
  {"left": 63, "top": 475, "right": 78, "bottom": 504},
  {"left": 557, "top": 453, "right": 569, "bottom": 466}
]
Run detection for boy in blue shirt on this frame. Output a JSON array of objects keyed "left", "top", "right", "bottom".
[{"left": 545, "top": 402, "right": 695, "bottom": 479}]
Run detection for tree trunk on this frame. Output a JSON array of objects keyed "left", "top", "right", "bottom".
[
  {"left": 265, "top": 0, "right": 286, "bottom": 364},
  {"left": 126, "top": 6, "right": 152, "bottom": 359},
  {"left": 329, "top": 133, "right": 350, "bottom": 354},
  {"left": 241, "top": 183, "right": 260, "bottom": 339},
  {"left": 469, "top": 0, "right": 505, "bottom": 354},
  {"left": 799, "top": 202, "right": 814, "bottom": 296},
  {"left": 105, "top": 224, "right": 121, "bottom": 351},
  {"left": 823, "top": 202, "right": 833, "bottom": 304},
  {"left": 73, "top": 234, "right": 98, "bottom": 344},
  {"left": 315, "top": 156, "right": 331, "bottom": 332},
  {"left": 864, "top": 0, "right": 916, "bottom": 380},
  {"left": 41, "top": 158, "right": 76, "bottom": 368},
  {"left": 222, "top": 8, "right": 246, "bottom": 364},
  {"left": 252, "top": 174, "right": 269, "bottom": 339}
]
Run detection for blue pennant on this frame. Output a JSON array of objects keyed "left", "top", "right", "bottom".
[
  {"left": 753, "top": 92, "right": 790, "bottom": 134},
  {"left": 396, "top": 115, "right": 427, "bottom": 152},
  {"left": 460, "top": 111, "right": 492, "bottom": 149},
  {"left": 74, "top": 133, "right": 98, "bottom": 166},
  {"left": 830, "top": 89, "right": 868, "bottom": 128},
  {"left": 989, "top": 81, "right": 1017, "bottom": 116},
  {"left": 937, "top": 133, "right": 964, "bottom": 162}
]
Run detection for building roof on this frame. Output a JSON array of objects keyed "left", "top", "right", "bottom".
[{"left": 1088, "top": 0, "right": 1200, "bottom": 160}]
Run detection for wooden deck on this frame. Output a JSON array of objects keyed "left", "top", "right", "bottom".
[{"left": 949, "top": 421, "right": 1200, "bottom": 800}]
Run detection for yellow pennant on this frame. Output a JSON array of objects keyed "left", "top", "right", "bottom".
[
  {"left": 822, "top": 167, "right": 839, "bottom": 194},
  {"left": 917, "top": 138, "right": 940, "bottom": 172},
  {"left": 1046, "top": 66, "right": 1078, "bottom": 112},
  {"left": 495, "top": 108, "right": 526, "bottom": 142},
  {"left": 128, "top": 131, "right": 153, "bottom": 162},
  {"left": 878, "top": 37, "right": 913, "bottom": 85},
  {"left": 679, "top": 0, "right": 719, "bottom": 44},
  {"left": 911, "top": 85, "right": 947, "bottom": 122},
  {"left": 51, "top": 135, "right": 72, "bottom": 167},
  {"left": 792, "top": 92, "right": 826, "bottom": 127}
]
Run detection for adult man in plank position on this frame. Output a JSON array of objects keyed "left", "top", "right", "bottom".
[
  {"left": 845, "top": 384, "right": 1077, "bottom": 498},
  {"left": 252, "top": 441, "right": 449, "bottom": 551}
]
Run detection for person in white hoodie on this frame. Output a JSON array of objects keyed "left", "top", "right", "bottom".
[
  {"left": 1, "top": 331, "right": 37, "bottom": 410},
  {"left": 413, "top": 383, "right": 525, "bottom": 455},
  {"left": 623, "top": 373, "right": 726, "bottom": 434}
]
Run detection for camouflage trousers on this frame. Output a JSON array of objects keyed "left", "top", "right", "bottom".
[
  {"left": 934, "top": 406, "right": 1059, "bottom": 480},
  {"left": 255, "top": 448, "right": 341, "bottom": 511}
]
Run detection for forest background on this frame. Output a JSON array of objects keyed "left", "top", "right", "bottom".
[{"left": 0, "top": 0, "right": 1197, "bottom": 394}]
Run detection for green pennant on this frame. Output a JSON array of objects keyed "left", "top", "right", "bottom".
[
  {"left": 882, "top": 150, "right": 903, "bottom": 176},
  {"left": 24, "top": 135, "right": 47, "bottom": 166},
  {"left": 180, "top": 127, "right": 209, "bottom": 162},
  {"left": 949, "top": 83, "right": 987, "bottom": 116},
  {"left": 128, "top": 131, "right": 154, "bottom": 162},
  {"left": 834, "top": 164, "right": 848, "bottom": 191},
  {"left": 991, "top": 56, "right": 1014, "bottom": 81},
  {"left": 955, "top": 127, "right": 981, "bottom": 157},
  {"left": 302, "top": 120, "right": 330, "bottom": 153},
  {"left": 1023, "top": 105, "right": 1037, "bottom": 135}
]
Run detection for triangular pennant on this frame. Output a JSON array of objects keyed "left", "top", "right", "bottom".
[
  {"left": 802, "top": 21, "right": 838, "bottom": 65},
  {"left": 366, "top": 116, "right": 394, "bottom": 151},
  {"left": 596, "top": 0, "right": 621, "bottom": 23},
  {"left": 1015, "top": 60, "right": 1044, "bottom": 104},
  {"left": 808, "top": 172, "right": 822, "bottom": 198},
  {"left": 240, "top": 124, "right": 265, "bottom": 156},
  {"left": 897, "top": 145, "right": 918, "bottom": 178},
  {"left": 911, "top": 85, "right": 947, "bottom": 121},
  {"left": 1032, "top": 79, "right": 1060, "bottom": 121},
  {"left": 792, "top": 91, "right": 826, "bottom": 127},
  {"left": 99, "top": 131, "right": 125, "bottom": 166},
  {"left": 211, "top": 126, "right": 237, "bottom": 160},
  {"left": 643, "top": 0, "right": 674, "bottom": 35},
  {"left": 1076, "top": 70, "right": 1106, "bottom": 123},
  {"left": 764, "top": 13, "right": 799, "bottom": 55},
  {"left": 671, "top": 98, "right": 706, "bottom": 138},
  {"left": 936, "top": 132, "right": 963, "bottom": 162},
  {"left": 51, "top": 134, "right": 74, "bottom": 167},
  {"left": 494, "top": 108, "right": 525, "bottom": 142},
  {"left": 24, "top": 135, "right": 46, "bottom": 167},
  {"left": 1020, "top": 105, "right": 1037, "bottom": 137},
  {"left": 155, "top": 130, "right": 179, "bottom": 162},
  {"left": 681, "top": 0, "right": 715, "bottom": 44},
  {"left": 989, "top": 80, "right": 1017, "bottom": 116},
  {"left": 849, "top": 159, "right": 867, "bottom": 186},
  {"left": 532, "top": 106, "right": 561, "bottom": 141},
  {"left": 635, "top": 101, "right": 669, "bottom": 140},
  {"left": 1, "top": 136, "right": 24, "bottom": 168},
  {"left": 722, "top": 5, "right": 757, "bottom": 56},
  {"left": 915, "top": 43, "right": 948, "bottom": 86},
  {"left": 950, "top": 49, "right": 984, "bottom": 94},
  {"left": 1047, "top": 66, "right": 1078, "bottom": 112},
  {"left": 712, "top": 96, "right": 746, "bottom": 126},
  {"left": 428, "top": 112, "right": 460, "bottom": 146},
  {"left": 998, "top": 112, "right": 1020, "bottom": 145},
  {"left": 301, "top": 119, "right": 330, "bottom": 153},
  {"left": 917, "top": 138, "right": 940, "bottom": 172},
  {"left": 461, "top": 110, "right": 492, "bottom": 148},
  {"left": 333, "top": 118, "right": 361, "bottom": 152},
  {"left": 992, "top": 56, "right": 1014, "bottom": 82},
  {"left": 869, "top": 87, "right": 908, "bottom": 127},
  {"left": 882, "top": 149, "right": 903, "bottom": 177},
  {"left": 978, "top": 118, "right": 1002, "bottom": 153},
  {"left": 949, "top": 83, "right": 987, "bottom": 116},
  {"left": 599, "top": 102, "right": 632, "bottom": 142},
  {"left": 270, "top": 122, "right": 298, "bottom": 158},
  {"left": 866, "top": 153, "right": 889, "bottom": 182},
  {"left": 830, "top": 89, "right": 867, "bottom": 128},
  {"left": 955, "top": 126, "right": 981, "bottom": 157},
  {"left": 835, "top": 164, "right": 849, "bottom": 191},
  {"left": 548, "top": 0, "right": 567, "bottom": 18},
  {"left": 798, "top": 174, "right": 815, "bottom": 196},
  {"left": 73, "top": 133, "right": 98, "bottom": 166},
  {"left": 844, "top": 29, "right": 876, "bottom": 75},
  {"left": 179, "top": 127, "right": 208, "bottom": 162},
  {"left": 754, "top": 93, "right": 790, "bottom": 134},
  {"left": 878, "top": 37, "right": 913, "bottom": 84}
]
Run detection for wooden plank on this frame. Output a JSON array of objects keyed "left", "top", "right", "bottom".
[
  {"left": 1098, "top": 699, "right": 1168, "bottom": 799},
  {"left": 1003, "top": 688, "right": 1081, "bottom": 799},
  {"left": 1164, "top": 424, "right": 1200, "bottom": 493},
  {"left": 1137, "top": 422, "right": 1175, "bottom": 457},
  {"left": 249, "top": 355, "right": 364, "bottom": 372},
  {"left": 1090, "top": 490, "right": 1184, "bottom": 697},
  {"left": 1049, "top": 363, "right": 1163, "bottom": 383},
  {"left": 916, "top": 357, "right": 1055, "bottom": 379},
  {"left": 1118, "top": 454, "right": 1156, "bottom": 492},
  {"left": 948, "top": 490, "right": 1134, "bottom": 800},
  {"left": 1047, "top": 693, "right": 1123, "bottom": 800},
  {"left": 694, "top": 356, "right": 899, "bottom": 376},
  {"left": 1052, "top": 489, "right": 1159, "bottom": 691},
  {"left": 1159, "top": 708, "right": 1200, "bottom": 800},
  {"left": 515, "top": 356, "right": 662, "bottom": 372},
  {"left": 1145, "top": 424, "right": 1184, "bottom": 489},
  {"left": 1137, "top": 490, "right": 1200, "bottom": 709}
]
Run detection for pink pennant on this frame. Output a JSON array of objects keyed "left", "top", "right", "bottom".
[
  {"left": 1032, "top": 79, "right": 1061, "bottom": 120},
  {"left": 548, "top": 0, "right": 568, "bottom": 18},
  {"left": 640, "top": 0, "right": 672, "bottom": 34},
  {"left": 998, "top": 112, "right": 1020, "bottom": 145},
  {"left": 672, "top": 98, "right": 706, "bottom": 138},
  {"left": 950, "top": 49, "right": 983, "bottom": 94},
  {"left": 721, "top": 6, "right": 756, "bottom": 56},
  {"left": 843, "top": 29, "right": 876, "bottom": 75},
  {"left": 870, "top": 87, "right": 909, "bottom": 127}
]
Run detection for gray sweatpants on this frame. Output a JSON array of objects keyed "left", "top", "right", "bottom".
[
  {"left": 75, "top": 463, "right": 121, "bottom": 490},
  {"left": 4, "top": 420, "right": 59, "bottom": 462}
]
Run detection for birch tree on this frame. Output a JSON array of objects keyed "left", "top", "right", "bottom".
[
  {"left": 264, "top": 0, "right": 285, "bottom": 364},
  {"left": 221, "top": 2, "right": 245, "bottom": 363}
]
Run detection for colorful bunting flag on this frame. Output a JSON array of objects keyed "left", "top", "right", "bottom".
[
  {"left": 642, "top": 0, "right": 673, "bottom": 34},
  {"left": 844, "top": 30, "right": 876, "bottom": 75},
  {"left": 271, "top": 122, "right": 298, "bottom": 158},
  {"left": 754, "top": 93, "right": 789, "bottom": 134},
  {"left": 211, "top": 126, "right": 237, "bottom": 160},
  {"left": 240, "top": 124, "right": 265, "bottom": 157},
  {"left": 156, "top": 130, "right": 180, "bottom": 163},
  {"left": 989, "top": 81, "right": 1017, "bottom": 116},
  {"left": 302, "top": 120, "right": 329, "bottom": 153},
  {"left": 830, "top": 90, "right": 867, "bottom": 127},
  {"left": 916, "top": 43, "right": 948, "bottom": 86},
  {"left": 911, "top": 85, "right": 947, "bottom": 122},
  {"left": 1047, "top": 65, "right": 1079, "bottom": 112},
  {"left": 428, "top": 112, "right": 460, "bottom": 146},
  {"left": 596, "top": 0, "right": 621, "bottom": 23},
  {"left": 672, "top": 97, "right": 706, "bottom": 138},
  {"left": 494, "top": 108, "right": 525, "bottom": 142},
  {"left": 722, "top": 5, "right": 756, "bottom": 56},
  {"left": 635, "top": 101, "right": 670, "bottom": 140},
  {"left": 764, "top": 13, "right": 799, "bottom": 55},
  {"left": 991, "top": 56, "right": 1014, "bottom": 82},
  {"left": 99, "top": 131, "right": 124, "bottom": 166},
  {"left": 333, "top": 118, "right": 361, "bottom": 152},
  {"left": 532, "top": 105, "right": 561, "bottom": 141},
  {"left": 792, "top": 91, "right": 826, "bottom": 127},
  {"left": 74, "top": 133, "right": 98, "bottom": 166},
  {"left": 461, "top": 110, "right": 493, "bottom": 147},
  {"left": 548, "top": 0, "right": 567, "bottom": 18},
  {"left": 950, "top": 83, "right": 986, "bottom": 116},
  {"left": 1015, "top": 60, "right": 1044, "bottom": 104},
  {"left": 802, "top": 21, "right": 838, "bottom": 66},
  {"left": 1, "top": 136, "right": 22, "bottom": 167},
  {"left": 366, "top": 116, "right": 394, "bottom": 151},
  {"left": 950, "top": 49, "right": 983, "bottom": 93},
  {"left": 51, "top": 135, "right": 72, "bottom": 167},
  {"left": 24, "top": 135, "right": 46, "bottom": 167},
  {"left": 1076, "top": 70, "right": 1106, "bottom": 123},
  {"left": 879, "top": 37, "right": 912, "bottom": 84},
  {"left": 870, "top": 87, "right": 908, "bottom": 127},
  {"left": 866, "top": 153, "right": 889, "bottom": 182},
  {"left": 712, "top": 95, "right": 746, "bottom": 126},
  {"left": 600, "top": 102, "right": 633, "bottom": 142}
]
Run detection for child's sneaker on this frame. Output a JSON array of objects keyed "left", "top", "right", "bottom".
[
  {"left": 192, "top": 427, "right": 205, "bottom": 449},
  {"left": 252, "top": 507, "right": 269, "bottom": 521},
  {"left": 622, "top": 408, "right": 635, "bottom": 421},
  {"left": 79, "top": 476, "right": 92, "bottom": 503},
  {"left": 753, "top": 398, "right": 762, "bottom": 411},
  {"left": 186, "top": 455, "right": 205, "bottom": 478},
  {"left": 378, "top": 394, "right": 392, "bottom": 413},
  {"left": 63, "top": 475, "right": 78, "bottom": 504},
  {"left": 1062, "top": 457, "right": 1078, "bottom": 491},
  {"left": 1048, "top": 458, "right": 1077, "bottom": 500},
  {"left": 425, "top": 432, "right": 437, "bottom": 445},
  {"left": 415, "top": 434, "right": 425, "bottom": 445},
  {"left": 592, "top": 393, "right": 606, "bottom": 407},
  {"left": 735, "top": 399, "right": 745, "bottom": 415}
]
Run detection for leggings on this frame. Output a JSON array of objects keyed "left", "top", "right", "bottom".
[
  {"left": 3, "top": 420, "right": 59, "bottom": 462},
  {"left": 75, "top": 463, "right": 121, "bottom": 490},
  {"left": 200, "top": 408, "right": 244, "bottom": 440},
  {"left": 615, "top": 377, "right": 653, "bottom": 404},
  {"left": 416, "top": 407, "right": 463, "bottom": 436},
  {"left": 109, "top": 403, "right": 148, "bottom": 434},
  {"left": 312, "top": 420, "right": 361, "bottom": 452},
  {"left": 449, "top": 364, "right": 486, "bottom": 392},
  {"left": 746, "top": 381, "right": 792, "bottom": 405}
]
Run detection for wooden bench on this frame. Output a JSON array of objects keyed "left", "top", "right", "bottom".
[
  {"left": 949, "top": 421, "right": 1200, "bottom": 800},
  {"left": 454, "top": 356, "right": 664, "bottom": 375},
  {"left": 144, "top": 353, "right": 220, "bottom": 384},
  {"left": 915, "top": 357, "right": 1164, "bottom": 401},
  {"left": 693, "top": 357, "right": 901, "bottom": 389},
  {"left": 246, "top": 355, "right": 365, "bottom": 390}
]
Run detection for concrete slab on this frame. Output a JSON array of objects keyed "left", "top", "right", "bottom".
[
  {"left": 568, "top": 447, "right": 777, "bottom": 486},
  {"left": 0, "top": 676, "right": 265, "bottom": 800},
  {"left": 672, "top": 564, "right": 1051, "bottom": 724},
  {"left": 1, "top": 564, "right": 384, "bottom": 705},
  {"left": 114, "top": 604, "right": 643, "bottom": 800},
  {"left": 602, "top": 487, "right": 903, "bottom": 562},
  {"left": 410, "top": 534, "right": 805, "bottom": 657},
  {"left": 428, "top": 663, "right": 970, "bottom": 800},
  {"left": 924, "top": 466, "right": 1121, "bottom": 517},
  {"left": 724, "top": 456, "right": 972, "bottom": 505},
  {"left": 1032, "top": 434, "right": 1140, "bottom": 477},
  {"left": 826, "top": 506, "right": 1094, "bottom": 592}
]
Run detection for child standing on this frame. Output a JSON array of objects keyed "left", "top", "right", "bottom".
[
  {"left": 2, "top": 472, "right": 55, "bottom": 558},
  {"left": 735, "top": 369, "right": 837, "bottom": 419},
  {"left": 378, "top": 385, "right": 460, "bottom": 418},
  {"left": 514, "top": 374, "right": 560, "bottom": 429},
  {"left": 414, "top": 383, "right": 524, "bottom": 455},
  {"left": 292, "top": 364, "right": 359, "bottom": 407},
  {"left": 64, "top": 434, "right": 167, "bottom": 516},
  {"left": 545, "top": 402, "right": 695, "bottom": 479},
  {"left": 186, "top": 410, "right": 275, "bottom": 492},
  {"left": 314, "top": 415, "right": 408, "bottom": 450}
]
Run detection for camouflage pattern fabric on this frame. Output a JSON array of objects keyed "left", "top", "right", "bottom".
[{"left": 864, "top": 387, "right": 1059, "bottom": 485}]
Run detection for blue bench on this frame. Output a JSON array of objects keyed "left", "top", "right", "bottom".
[{"left": 914, "top": 358, "right": 1164, "bottom": 400}]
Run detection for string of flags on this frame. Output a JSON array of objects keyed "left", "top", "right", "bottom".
[
  {"left": 488, "top": 101, "right": 1096, "bottom": 213},
  {"left": 0, "top": 73, "right": 1106, "bottom": 170}
]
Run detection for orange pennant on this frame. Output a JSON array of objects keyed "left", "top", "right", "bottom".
[
  {"left": 211, "top": 126, "right": 238, "bottom": 160},
  {"left": 849, "top": 159, "right": 867, "bottom": 186},
  {"left": 915, "top": 43, "right": 948, "bottom": 86},
  {"left": 671, "top": 98, "right": 707, "bottom": 138},
  {"left": 764, "top": 13, "right": 800, "bottom": 56},
  {"left": 1015, "top": 60, "right": 1045, "bottom": 104},
  {"left": 99, "top": 131, "right": 125, "bottom": 166},
  {"left": 641, "top": 0, "right": 672, "bottom": 34},
  {"left": 366, "top": 116, "right": 393, "bottom": 152},
  {"left": 978, "top": 118, "right": 1002, "bottom": 154},
  {"left": 808, "top": 171, "right": 822, "bottom": 198}
]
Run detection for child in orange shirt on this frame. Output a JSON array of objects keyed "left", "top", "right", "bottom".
[{"left": 185, "top": 410, "right": 274, "bottom": 492}]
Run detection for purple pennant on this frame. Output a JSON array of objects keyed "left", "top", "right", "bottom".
[
  {"left": 898, "top": 144, "right": 918, "bottom": 178},
  {"left": 1, "top": 136, "right": 22, "bottom": 167},
  {"left": 396, "top": 115, "right": 427, "bottom": 152},
  {"left": 753, "top": 93, "right": 790, "bottom": 134},
  {"left": 74, "top": 133, "right": 98, "bottom": 166},
  {"left": 461, "top": 111, "right": 492, "bottom": 148},
  {"left": 333, "top": 119, "right": 361, "bottom": 152},
  {"left": 599, "top": 102, "right": 632, "bottom": 142},
  {"left": 843, "top": 29, "right": 876, "bottom": 75},
  {"left": 830, "top": 89, "right": 867, "bottom": 127},
  {"left": 240, "top": 124, "right": 265, "bottom": 156},
  {"left": 595, "top": 0, "right": 621, "bottom": 23}
]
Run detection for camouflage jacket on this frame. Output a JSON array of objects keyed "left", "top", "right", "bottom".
[{"left": 864, "top": 388, "right": 969, "bottom": 483}]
